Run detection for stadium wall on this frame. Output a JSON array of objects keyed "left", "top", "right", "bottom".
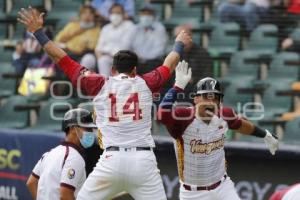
[{"left": 0, "top": 129, "right": 299, "bottom": 200}]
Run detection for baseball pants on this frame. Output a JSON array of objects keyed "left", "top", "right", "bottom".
[
  {"left": 77, "top": 148, "right": 167, "bottom": 200},
  {"left": 179, "top": 176, "right": 240, "bottom": 200}
]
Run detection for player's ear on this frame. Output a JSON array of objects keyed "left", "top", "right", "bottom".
[
  {"left": 111, "top": 66, "right": 117, "bottom": 75},
  {"left": 132, "top": 66, "right": 137, "bottom": 76}
]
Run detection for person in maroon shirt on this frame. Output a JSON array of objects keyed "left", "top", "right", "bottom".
[{"left": 157, "top": 61, "right": 279, "bottom": 200}]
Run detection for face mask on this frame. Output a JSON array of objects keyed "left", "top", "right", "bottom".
[
  {"left": 139, "top": 15, "right": 154, "bottom": 28},
  {"left": 76, "top": 128, "right": 95, "bottom": 148},
  {"left": 109, "top": 14, "right": 123, "bottom": 26},
  {"left": 80, "top": 21, "right": 95, "bottom": 29}
]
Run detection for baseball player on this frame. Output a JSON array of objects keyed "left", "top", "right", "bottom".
[
  {"left": 157, "top": 61, "right": 279, "bottom": 200},
  {"left": 26, "top": 108, "right": 97, "bottom": 200},
  {"left": 17, "top": 6, "right": 192, "bottom": 200}
]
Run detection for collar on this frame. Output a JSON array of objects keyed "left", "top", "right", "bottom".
[
  {"left": 61, "top": 141, "right": 86, "bottom": 160},
  {"left": 113, "top": 73, "right": 136, "bottom": 80}
]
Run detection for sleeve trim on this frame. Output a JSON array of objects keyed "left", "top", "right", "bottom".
[
  {"left": 32, "top": 172, "right": 39, "bottom": 179},
  {"left": 158, "top": 66, "right": 171, "bottom": 81},
  {"left": 57, "top": 55, "right": 71, "bottom": 66},
  {"left": 60, "top": 183, "right": 76, "bottom": 191}
]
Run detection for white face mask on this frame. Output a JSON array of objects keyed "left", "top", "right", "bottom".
[
  {"left": 80, "top": 21, "right": 95, "bottom": 29},
  {"left": 109, "top": 14, "right": 123, "bottom": 26},
  {"left": 139, "top": 15, "right": 154, "bottom": 28}
]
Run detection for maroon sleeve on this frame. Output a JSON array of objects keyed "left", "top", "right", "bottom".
[
  {"left": 140, "top": 66, "right": 171, "bottom": 93},
  {"left": 57, "top": 56, "right": 105, "bottom": 97},
  {"left": 219, "top": 107, "right": 242, "bottom": 129},
  {"left": 157, "top": 107, "right": 194, "bottom": 138}
]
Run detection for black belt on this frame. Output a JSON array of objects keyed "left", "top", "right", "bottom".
[
  {"left": 106, "top": 146, "right": 152, "bottom": 151},
  {"left": 183, "top": 175, "right": 227, "bottom": 191}
]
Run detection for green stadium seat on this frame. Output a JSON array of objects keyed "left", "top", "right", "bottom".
[
  {"left": 246, "top": 24, "right": 278, "bottom": 57},
  {"left": 9, "top": 0, "right": 43, "bottom": 16},
  {"left": 282, "top": 116, "right": 300, "bottom": 145},
  {"left": 221, "top": 51, "right": 261, "bottom": 110},
  {"left": 0, "top": 95, "right": 29, "bottom": 128},
  {"left": 290, "top": 28, "right": 300, "bottom": 40},
  {"left": 0, "top": 48, "right": 13, "bottom": 62},
  {"left": 208, "top": 22, "right": 240, "bottom": 57},
  {"left": 259, "top": 52, "right": 300, "bottom": 119},
  {"left": 267, "top": 52, "right": 300, "bottom": 78},
  {"left": 260, "top": 79, "right": 294, "bottom": 119},
  {"left": 0, "top": 62, "right": 17, "bottom": 98},
  {"left": 0, "top": 24, "right": 7, "bottom": 39},
  {"left": 29, "top": 98, "right": 75, "bottom": 131}
]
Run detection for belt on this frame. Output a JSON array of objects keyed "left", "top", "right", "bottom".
[
  {"left": 183, "top": 175, "right": 227, "bottom": 191},
  {"left": 106, "top": 146, "right": 152, "bottom": 151}
]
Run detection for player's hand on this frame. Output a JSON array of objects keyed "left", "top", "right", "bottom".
[
  {"left": 175, "top": 60, "right": 192, "bottom": 90},
  {"left": 17, "top": 6, "right": 45, "bottom": 33},
  {"left": 175, "top": 30, "right": 192, "bottom": 47},
  {"left": 264, "top": 130, "right": 279, "bottom": 155}
]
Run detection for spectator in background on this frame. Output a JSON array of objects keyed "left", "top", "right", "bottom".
[
  {"left": 132, "top": 4, "right": 168, "bottom": 74},
  {"left": 91, "top": 0, "right": 134, "bottom": 20},
  {"left": 55, "top": 5, "right": 100, "bottom": 70},
  {"left": 95, "top": 3, "right": 135, "bottom": 77},
  {"left": 12, "top": 6, "right": 53, "bottom": 75},
  {"left": 218, "top": 0, "right": 270, "bottom": 32}
]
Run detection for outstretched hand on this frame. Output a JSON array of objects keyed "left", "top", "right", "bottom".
[
  {"left": 175, "top": 60, "right": 192, "bottom": 90},
  {"left": 17, "top": 6, "right": 45, "bottom": 33}
]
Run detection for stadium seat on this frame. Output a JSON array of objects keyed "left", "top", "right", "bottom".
[
  {"left": 0, "top": 62, "right": 17, "bottom": 98},
  {"left": 267, "top": 52, "right": 300, "bottom": 79},
  {"left": 0, "top": 95, "right": 29, "bottom": 128},
  {"left": 29, "top": 98, "right": 76, "bottom": 131},
  {"left": 290, "top": 28, "right": 300, "bottom": 40},
  {"left": 246, "top": 24, "right": 278, "bottom": 57},
  {"left": 208, "top": 22, "right": 240, "bottom": 57},
  {"left": 260, "top": 79, "right": 294, "bottom": 119},
  {"left": 9, "top": 0, "right": 42, "bottom": 16},
  {"left": 282, "top": 116, "right": 300, "bottom": 145},
  {"left": 0, "top": 47, "right": 12, "bottom": 62},
  {"left": 221, "top": 51, "right": 261, "bottom": 110},
  {"left": 0, "top": 24, "right": 7, "bottom": 39}
]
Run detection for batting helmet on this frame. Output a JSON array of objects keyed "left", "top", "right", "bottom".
[
  {"left": 61, "top": 108, "right": 97, "bottom": 133},
  {"left": 194, "top": 77, "right": 224, "bottom": 96}
]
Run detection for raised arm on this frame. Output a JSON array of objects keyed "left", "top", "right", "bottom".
[
  {"left": 141, "top": 32, "right": 192, "bottom": 93},
  {"left": 17, "top": 7, "right": 105, "bottom": 97},
  {"left": 163, "top": 30, "right": 192, "bottom": 74},
  {"left": 219, "top": 107, "right": 279, "bottom": 155},
  {"left": 157, "top": 61, "right": 193, "bottom": 138}
]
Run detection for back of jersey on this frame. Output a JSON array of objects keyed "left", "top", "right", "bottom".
[{"left": 93, "top": 74, "right": 155, "bottom": 148}]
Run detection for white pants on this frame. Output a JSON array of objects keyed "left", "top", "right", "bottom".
[
  {"left": 180, "top": 177, "right": 240, "bottom": 200},
  {"left": 97, "top": 55, "right": 113, "bottom": 77},
  {"left": 77, "top": 149, "right": 167, "bottom": 200}
]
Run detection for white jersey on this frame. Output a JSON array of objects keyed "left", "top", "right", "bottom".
[
  {"left": 93, "top": 73, "right": 155, "bottom": 148},
  {"left": 174, "top": 115, "right": 228, "bottom": 186},
  {"left": 32, "top": 142, "right": 86, "bottom": 200}
]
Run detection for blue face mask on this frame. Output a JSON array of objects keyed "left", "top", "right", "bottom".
[{"left": 79, "top": 131, "right": 95, "bottom": 149}]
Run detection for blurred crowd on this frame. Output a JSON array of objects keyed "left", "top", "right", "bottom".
[{"left": 10, "top": 0, "right": 300, "bottom": 100}]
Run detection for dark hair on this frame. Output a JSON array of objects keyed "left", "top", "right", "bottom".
[
  {"left": 109, "top": 3, "right": 124, "bottom": 14},
  {"left": 112, "top": 50, "right": 138, "bottom": 73},
  {"left": 79, "top": 4, "right": 97, "bottom": 16}
]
